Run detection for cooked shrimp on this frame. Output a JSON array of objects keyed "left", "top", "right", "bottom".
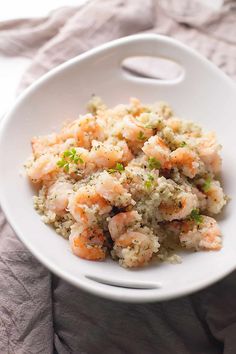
[
  {"left": 190, "top": 186, "right": 207, "bottom": 211},
  {"left": 68, "top": 186, "right": 111, "bottom": 225},
  {"left": 159, "top": 191, "right": 198, "bottom": 221},
  {"left": 197, "top": 133, "right": 221, "bottom": 173},
  {"left": 129, "top": 97, "right": 146, "bottom": 117},
  {"left": 136, "top": 111, "right": 163, "bottom": 130},
  {"left": 113, "top": 231, "right": 159, "bottom": 268},
  {"left": 170, "top": 147, "right": 201, "bottom": 178},
  {"left": 70, "top": 223, "right": 106, "bottom": 260},
  {"left": 46, "top": 179, "right": 73, "bottom": 215},
  {"left": 108, "top": 211, "right": 141, "bottom": 240},
  {"left": 152, "top": 101, "right": 173, "bottom": 119},
  {"left": 179, "top": 216, "right": 221, "bottom": 250},
  {"left": 122, "top": 115, "right": 153, "bottom": 143},
  {"left": 165, "top": 118, "right": 201, "bottom": 137},
  {"left": 89, "top": 140, "right": 124, "bottom": 168},
  {"left": 60, "top": 147, "right": 90, "bottom": 173},
  {"left": 165, "top": 117, "right": 182, "bottom": 133},
  {"left": 120, "top": 165, "right": 158, "bottom": 198},
  {"left": 96, "top": 171, "right": 133, "bottom": 207},
  {"left": 32, "top": 135, "right": 77, "bottom": 158},
  {"left": 60, "top": 114, "right": 105, "bottom": 148},
  {"left": 27, "top": 153, "right": 58, "bottom": 182},
  {"left": 204, "top": 180, "right": 226, "bottom": 214},
  {"left": 31, "top": 133, "right": 61, "bottom": 158},
  {"left": 142, "top": 135, "right": 171, "bottom": 168},
  {"left": 116, "top": 140, "right": 134, "bottom": 164}
]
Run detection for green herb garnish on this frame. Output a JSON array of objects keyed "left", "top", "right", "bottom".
[
  {"left": 144, "top": 180, "right": 152, "bottom": 189},
  {"left": 57, "top": 148, "right": 84, "bottom": 173},
  {"left": 144, "top": 173, "right": 155, "bottom": 189},
  {"left": 202, "top": 177, "right": 211, "bottom": 193},
  {"left": 148, "top": 157, "right": 161, "bottom": 170},
  {"left": 108, "top": 163, "right": 125, "bottom": 174},
  {"left": 144, "top": 123, "right": 153, "bottom": 129},
  {"left": 64, "top": 148, "right": 84, "bottom": 163},
  {"left": 147, "top": 173, "right": 154, "bottom": 181},
  {"left": 180, "top": 141, "right": 187, "bottom": 147},
  {"left": 137, "top": 131, "right": 146, "bottom": 141},
  {"left": 57, "top": 159, "right": 69, "bottom": 172},
  {"left": 189, "top": 209, "right": 203, "bottom": 225},
  {"left": 115, "top": 163, "right": 124, "bottom": 172}
]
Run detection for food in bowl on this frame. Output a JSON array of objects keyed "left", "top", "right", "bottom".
[{"left": 25, "top": 97, "right": 226, "bottom": 268}]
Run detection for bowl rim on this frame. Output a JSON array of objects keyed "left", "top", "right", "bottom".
[{"left": 0, "top": 33, "right": 236, "bottom": 303}]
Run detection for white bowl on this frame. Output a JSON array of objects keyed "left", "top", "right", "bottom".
[{"left": 0, "top": 34, "right": 236, "bottom": 303}]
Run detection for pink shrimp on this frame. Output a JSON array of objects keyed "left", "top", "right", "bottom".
[
  {"left": 122, "top": 115, "right": 153, "bottom": 143},
  {"left": 179, "top": 216, "right": 222, "bottom": 250},
  {"left": 170, "top": 147, "right": 201, "bottom": 178},
  {"left": 96, "top": 172, "right": 133, "bottom": 207},
  {"left": 46, "top": 180, "right": 73, "bottom": 215},
  {"left": 142, "top": 135, "right": 171, "bottom": 169},
  {"left": 113, "top": 231, "right": 159, "bottom": 268},
  {"left": 60, "top": 114, "right": 105, "bottom": 148},
  {"left": 68, "top": 186, "right": 111, "bottom": 225},
  {"left": 197, "top": 132, "right": 221, "bottom": 174},
  {"left": 89, "top": 140, "right": 124, "bottom": 168},
  {"left": 27, "top": 153, "right": 58, "bottom": 182},
  {"left": 108, "top": 211, "right": 141, "bottom": 240},
  {"left": 70, "top": 223, "right": 106, "bottom": 261},
  {"left": 159, "top": 191, "right": 198, "bottom": 221},
  {"left": 31, "top": 133, "right": 61, "bottom": 158}
]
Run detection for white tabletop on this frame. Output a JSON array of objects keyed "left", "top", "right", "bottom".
[{"left": 0, "top": 0, "right": 87, "bottom": 118}]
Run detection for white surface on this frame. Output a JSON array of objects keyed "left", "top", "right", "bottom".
[
  {"left": 0, "top": 34, "right": 235, "bottom": 303},
  {"left": 0, "top": 0, "right": 87, "bottom": 118},
  {"left": 0, "top": 57, "right": 31, "bottom": 118}
]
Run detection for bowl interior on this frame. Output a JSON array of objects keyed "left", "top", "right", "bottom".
[{"left": 0, "top": 37, "right": 236, "bottom": 302}]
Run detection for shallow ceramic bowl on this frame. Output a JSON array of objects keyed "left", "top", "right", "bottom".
[{"left": 0, "top": 34, "right": 235, "bottom": 303}]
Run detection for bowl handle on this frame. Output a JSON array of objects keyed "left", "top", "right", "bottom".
[
  {"left": 96, "top": 33, "right": 226, "bottom": 86},
  {"left": 85, "top": 274, "right": 163, "bottom": 302}
]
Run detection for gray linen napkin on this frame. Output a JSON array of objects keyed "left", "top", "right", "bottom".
[{"left": 0, "top": 1, "right": 236, "bottom": 353}]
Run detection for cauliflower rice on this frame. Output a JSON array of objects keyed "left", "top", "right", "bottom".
[{"left": 26, "top": 97, "right": 226, "bottom": 268}]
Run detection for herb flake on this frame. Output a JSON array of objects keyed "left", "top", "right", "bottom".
[
  {"left": 137, "top": 131, "right": 146, "bottom": 141},
  {"left": 180, "top": 141, "right": 187, "bottom": 147},
  {"left": 148, "top": 157, "right": 161, "bottom": 170},
  {"left": 144, "top": 173, "right": 155, "bottom": 189},
  {"left": 57, "top": 148, "right": 84, "bottom": 173},
  {"left": 189, "top": 209, "right": 203, "bottom": 225},
  {"left": 108, "top": 163, "right": 125, "bottom": 174},
  {"left": 202, "top": 177, "right": 211, "bottom": 193}
]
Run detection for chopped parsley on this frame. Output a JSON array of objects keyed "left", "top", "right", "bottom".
[
  {"left": 64, "top": 148, "right": 84, "bottom": 164},
  {"left": 144, "top": 180, "right": 152, "bottom": 189},
  {"left": 108, "top": 163, "right": 125, "bottom": 174},
  {"left": 202, "top": 177, "right": 211, "bottom": 193},
  {"left": 189, "top": 209, "right": 203, "bottom": 225},
  {"left": 180, "top": 141, "right": 187, "bottom": 147},
  {"left": 57, "top": 148, "right": 84, "bottom": 173},
  {"left": 144, "top": 123, "right": 153, "bottom": 129},
  {"left": 147, "top": 173, "right": 154, "bottom": 181},
  {"left": 144, "top": 173, "right": 155, "bottom": 189},
  {"left": 57, "top": 159, "right": 69, "bottom": 172},
  {"left": 148, "top": 157, "right": 161, "bottom": 170},
  {"left": 137, "top": 131, "right": 146, "bottom": 141}
]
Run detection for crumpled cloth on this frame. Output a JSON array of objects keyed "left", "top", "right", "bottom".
[{"left": 0, "top": 1, "right": 236, "bottom": 353}]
